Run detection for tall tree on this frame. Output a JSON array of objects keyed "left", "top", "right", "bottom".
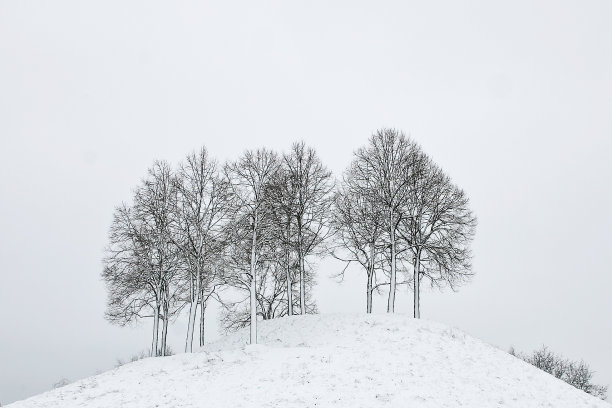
[
  {"left": 267, "top": 168, "right": 298, "bottom": 316},
  {"left": 332, "top": 179, "right": 387, "bottom": 313},
  {"left": 398, "top": 154, "right": 476, "bottom": 318},
  {"left": 103, "top": 161, "right": 180, "bottom": 356},
  {"left": 132, "top": 161, "right": 181, "bottom": 356},
  {"left": 350, "top": 129, "right": 417, "bottom": 312},
  {"left": 103, "top": 203, "right": 162, "bottom": 356},
  {"left": 225, "top": 148, "right": 280, "bottom": 344},
  {"left": 174, "top": 147, "right": 234, "bottom": 352},
  {"left": 283, "top": 142, "right": 334, "bottom": 314}
]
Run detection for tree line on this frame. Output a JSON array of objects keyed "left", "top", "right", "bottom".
[
  {"left": 511, "top": 346, "right": 608, "bottom": 400},
  {"left": 102, "top": 129, "right": 476, "bottom": 355}
]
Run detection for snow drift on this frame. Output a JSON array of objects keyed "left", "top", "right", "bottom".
[{"left": 7, "top": 314, "right": 610, "bottom": 407}]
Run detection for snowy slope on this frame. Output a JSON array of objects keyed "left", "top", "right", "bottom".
[{"left": 7, "top": 314, "right": 610, "bottom": 408}]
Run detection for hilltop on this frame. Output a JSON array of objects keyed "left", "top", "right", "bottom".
[{"left": 7, "top": 314, "right": 610, "bottom": 407}]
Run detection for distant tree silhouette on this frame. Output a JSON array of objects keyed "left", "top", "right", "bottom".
[{"left": 512, "top": 346, "right": 608, "bottom": 400}]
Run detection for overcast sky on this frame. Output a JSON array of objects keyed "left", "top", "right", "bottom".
[{"left": 1, "top": 0, "right": 611, "bottom": 405}]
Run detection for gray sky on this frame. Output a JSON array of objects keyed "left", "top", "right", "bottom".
[{"left": 1, "top": 0, "right": 611, "bottom": 404}]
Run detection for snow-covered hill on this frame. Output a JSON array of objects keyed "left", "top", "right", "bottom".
[{"left": 7, "top": 314, "right": 610, "bottom": 407}]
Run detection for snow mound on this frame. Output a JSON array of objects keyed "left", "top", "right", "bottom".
[{"left": 7, "top": 314, "right": 610, "bottom": 407}]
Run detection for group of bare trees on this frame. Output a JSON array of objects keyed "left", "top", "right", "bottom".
[
  {"left": 510, "top": 346, "right": 608, "bottom": 400},
  {"left": 102, "top": 142, "right": 334, "bottom": 353},
  {"left": 332, "top": 129, "right": 476, "bottom": 317},
  {"left": 102, "top": 129, "right": 477, "bottom": 354}
]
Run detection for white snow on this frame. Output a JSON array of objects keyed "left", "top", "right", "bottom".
[{"left": 7, "top": 314, "right": 610, "bottom": 407}]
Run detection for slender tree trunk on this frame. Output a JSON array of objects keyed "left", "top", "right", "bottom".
[
  {"left": 414, "top": 251, "right": 421, "bottom": 319},
  {"left": 367, "top": 243, "right": 375, "bottom": 313},
  {"left": 297, "top": 219, "right": 306, "bottom": 314},
  {"left": 249, "top": 220, "right": 258, "bottom": 345},
  {"left": 298, "top": 244, "right": 306, "bottom": 314},
  {"left": 387, "top": 211, "right": 397, "bottom": 313},
  {"left": 161, "top": 286, "right": 169, "bottom": 356},
  {"left": 199, "top": 299, "right": 206, "bottom": 347},
  {"left": 366, "top": 272, "right": 373, "bottom": 313},
  {"left": 286, "top": 245, "right": 293, "bottom": 316},
  {"left": 152, "top": 305, "right": 160, "bottom": 357},
  {"left": 185, "top": 299, "right": 197, "bottom": 352},
  {"left": 185, "top": 271, "right": 199, "bottom": 352},
  {"left": 161, "top": 315, "right": 168, "bottom": 356}
]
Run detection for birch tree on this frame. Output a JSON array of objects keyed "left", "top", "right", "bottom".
[
  {"left": 282, "top": 142, "right": 334, "bottom": 314},
  {"left": 198, "top": 278, "right": 220, "bottom": 347},
  {"left": 225, "top": 148, "right": 280, "bottom": 344},
  {"left": 174, "top": 147, "right": 234, "bottom": 352}
]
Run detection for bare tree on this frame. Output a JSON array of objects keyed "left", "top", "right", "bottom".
[
  {"left": 398, "top": 152, "right": 477, "bottom": 318},
  {"left": 102, "top": 161, "right": 180, "bottom": 356},
  {"left": 103, "top": 203, "right": 161, "bottom": 355},
  {"left": 266, "top": 168, "right": 299, "bottom": 316},
  {"left": 219, "top": 260, "right": 293, "bottom": 331},
  {"left": 198, "top": 281, "right": 220, "bottom": 347},
  {"left": 349, "top": 129, "right": 417, "bottom": 312},
  {"left": 513, "top": 346, "right": 608, "bottom": 400},
  {"left": 331, "top": 178, "right": 387, "bottom": 313},
  {"left": 173, "top": 147, "right": 234, "bottom": 352},
  {"left": 219, "top": 256, "right": 317, "bottom": 332},
  {"left": 282, "top": 142, "right": 334, "bottom": 314},
  {"left": 131, "top": 161, "right": 181, "bottom": 356},
  {"left": 224, "top": 148, "right": 280, "bottom": 344},
  {"left": 219, "top": 207, "right": 317, "bottom": 332},
  {"left": 216, "top": 215, "right": 256, "bottom": 332}
]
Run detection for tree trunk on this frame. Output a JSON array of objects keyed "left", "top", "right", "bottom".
[
  {"left": 366, "top": 271, "right": 373, "bottom": 313},
  {"left": 185, "top": 299, "right": 197, "bottom": 352},
  {"left": 161, "top": 313, "right": 169, "bottom": 356},
  {"left": 414, "top": 251, "right": 421, "bottom": 319},
  {"left": 298, "top": 244, "right": 306, "bottom": 314},
  {"left": 367, "top": 243, "right": 375, "bottom": 313},
  {"left": 249, "top": 221, "right": 258, "bottom": 345},
  {"left": 297, "top": 218, "right": 306, "bottom": 315},
  {"left": 151, "top": 305, "right": 160, "bottom": 357},
  {"left": 185, "top": 271, "right": 199, "bottom": 353},
  {"left": 199, "top": 299, "right": 206, "bottom": 347},
  {"left": 286, "top": 246, "right": 293, "bottom": 316},
  {"left": 387, "top": 211, "right": 397, "bottom": 313},
  {"left": 161, "top": 287, "right": 169, "bottom": 356}
]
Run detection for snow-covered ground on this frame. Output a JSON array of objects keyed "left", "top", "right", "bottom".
[{"left": 7, "top": 314, "right": 610, "bottom": 407}]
